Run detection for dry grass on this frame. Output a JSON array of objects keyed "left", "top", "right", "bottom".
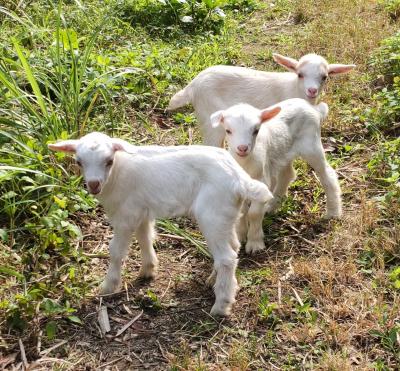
[
  {"left": 242, "top": 0, "right": 396, "bottom": 135},
  {"left": 1, "top": 0, "right": 399, "bottom": 369}
]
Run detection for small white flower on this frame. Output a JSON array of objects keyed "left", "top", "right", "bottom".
[
  {"left": 181, "top": 15, "right": 193, "bottom": 23},
  {"left": 214, "top": 8, "right": 226, "bottom": 17}
]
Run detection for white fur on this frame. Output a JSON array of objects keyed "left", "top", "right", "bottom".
[
  {"left": 168, "top": 53, "right": 355, "bottom": 146},
  {"left": 211, "top": 99, "right": 342, "bottom": 254},
  {"left": 48, "top": 132, "right": 272, "bottom": 316}
]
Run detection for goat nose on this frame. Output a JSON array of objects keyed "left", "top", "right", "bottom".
[
  {"left": 308, "top": 87, "right": 318, "bottom": 95},
  {"left": 87, "top": 180, "right": 101, "bottom": 193},
  {"left": 237, "top": 145, "right": 248, "bottom": 153}
]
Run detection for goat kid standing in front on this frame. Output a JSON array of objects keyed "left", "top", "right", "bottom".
[
  {"left": 49, "top": 133, "right": 272, "bottom": 316},
  {"left": 211, "top": 99, "right": 342, "bottom": 254},
  {"left": 168, "top": 53, "right": 355, "bottom": 147}
]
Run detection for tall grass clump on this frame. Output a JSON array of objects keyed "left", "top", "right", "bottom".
[{"left": 0, "top": 4, "right": 136, "bottom": 333}]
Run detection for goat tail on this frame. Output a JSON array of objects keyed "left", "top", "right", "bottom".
[
  {"left": 244, "top": 179, "right": 273, "bottom": 203},
  {"left": 167, "top": 85, "right": 192, "bottom": 110},
  {"left": 314, "top": 102, "right": 329, "bottom": 122}
]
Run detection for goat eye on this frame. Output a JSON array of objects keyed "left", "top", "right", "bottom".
[
  {"left": 106, "top": 159, "right": 114, "bottom": 167},
  {"left": 298, "top": 73, "right": 304, "bottom": 79},
  {"left": 253, "top": 129, "right": 259, "bottom": 136},
  {"left": 76, "top": 160, "right": 82, "bottom": 167},
  {"left": 322, "top": 75, "right": 328, "bottom": 81},
  {"left": 226, "top": 129, "right": 232, "bottom": 135}
]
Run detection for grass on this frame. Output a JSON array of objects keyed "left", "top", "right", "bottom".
[{"left": 0, "top": 0, "right": 399, "bottom": 369}]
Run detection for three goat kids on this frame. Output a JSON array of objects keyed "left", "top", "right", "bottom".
[
  {"left": 48, "top": 53, "right": 350, "bottom": 316},
  {"left": 49, "top": 133, "right": 272, "bottom": 316},
  {"left": 210, "top": 99, "right": 342, "bottom": 254},
  {"left": 168, "top": 53, "right": 355, "bottom": 147}
]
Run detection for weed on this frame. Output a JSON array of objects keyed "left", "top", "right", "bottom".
[
  {"left": 117, "top": 0, "right": 258, "bottom": 37},
  {"left": 295, "top": 300, "right": 318, "bottom": 324},
  {"left": 367, "top": 137, "right": 400, "bottom": 200},
  {"left": 258, "top": 292, "right": 279, "bottom": 325},
  {"left": 140, "top": 289, "right": 163, "bottom": 311},
  {"left": 370, "top": 325, "right": 400, "bottom": 361},
  {"left": 389, "top": 266, "right": 400, "bottom": 289},
  {"left": 190, "top": 320, "right": 218, "bottom": 336},
  {"left": 374, "top": 359, "right": 392, "bottom": 371},
  {"left": 379, "top": 0, "right": 400, "bottom": 20},
  {"left": 239, "top": 267, "right": 271, "bottom": 287},
  {"left": 227, "top": 338, "right": 253, "bottom": 370}
]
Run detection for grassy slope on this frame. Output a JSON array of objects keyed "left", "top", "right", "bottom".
[{"left": 1, "top": 0, "right": 399, "bottom": 369}]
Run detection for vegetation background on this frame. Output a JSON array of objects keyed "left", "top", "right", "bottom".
[{"left": 0, "top": 0, "right": 399, "bottom": 369}]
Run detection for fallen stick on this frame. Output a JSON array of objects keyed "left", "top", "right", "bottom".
[
  {"left": 98, "top": 305, "right": 111, "bottom": 335},
  {"left": 114, "top": 310, "right": 144, "bottom": 338},
  {"left": 18, "top": 338, "right": 28, "bottom": 369}
]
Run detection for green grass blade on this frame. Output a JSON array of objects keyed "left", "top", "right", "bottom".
[
  {"left": 0, "top": 69, "right": 40, "bottom": 120},
  {"left": 12, "top": 38, "right": 49, "bottom": 117},
  {"left": 157, "top": 219, "right": 210, "bottom": 258},
  {"left": 0, "top": 166, "right": 57, "bottom": 180}
]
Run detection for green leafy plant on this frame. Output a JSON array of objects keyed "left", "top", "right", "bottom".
[
  {"left": 138, "top": 289, "right": 163, "bottom": 311},
  {"left": 258, "top": 293, "right": 279, "bottom": 325},
  {"left": 117, "top": 0, "right": 258, "bottom": 36},
  {"left": 367, "top": 137, "right": 400, "bottom": 202},
  {"left": 239, "top": 267, "right": 271, "bottom": 288},
  {"left": 295, "top": 301, "right": 318, "bottom": 323},
  {"left": 367, "top": 31, "right": 400, "bottom": 130},
  {"left": 370, "top": 325, "right": 400, "bottom": 360}
]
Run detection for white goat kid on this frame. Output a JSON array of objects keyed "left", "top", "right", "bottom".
[
  {"left": 168, "top": 53, "right": 355, "bottom": 147},
  {"left": 210, "top": 99, "right": 342, "bottom": 254},
  {"left": 48, "top": 132, "right": 272, "bottom": 316}
]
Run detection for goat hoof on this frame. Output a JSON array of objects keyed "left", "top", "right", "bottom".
[
  {"left": 99, "top": 279, "right": 120, "bottom": 295},
  {"left": 237, "top": 230, "right": 248, "bottom": 243},
  {"left": 138, "top": 267, "right": 156, "bottom": 280},
  {"left": 210, "top": 303, "right": 231, "bottom": 317},
  {"left": 236, "top": 223, "right": 248, "bottom": 243},
  {"left": 324, "top": 210, "right": 342, "bottom": 220},
  {"left": 245, "top": 239, "right": 265, "bottom": 254},
  {"left": 264, "top": 200, "right": 279, "bottom": 214}
]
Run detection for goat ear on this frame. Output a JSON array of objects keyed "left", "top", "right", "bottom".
[
  {"left": 328, "top": 63, "right": 356, "bottom": 75},
  {"left": 210, "top": 110, "right": 224, "bottom": 128},
  {"left": 48, "top": 140, "right": 78, "bottom": 153},
  {"left": 272, "top": 53, "right": 298, "bottom": 72},
  {"left": 112, "top": 141, "right": 125, "bottom": 152},
  {"left": 260, "top": 106, "right": 281, "bottom": 123}
]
